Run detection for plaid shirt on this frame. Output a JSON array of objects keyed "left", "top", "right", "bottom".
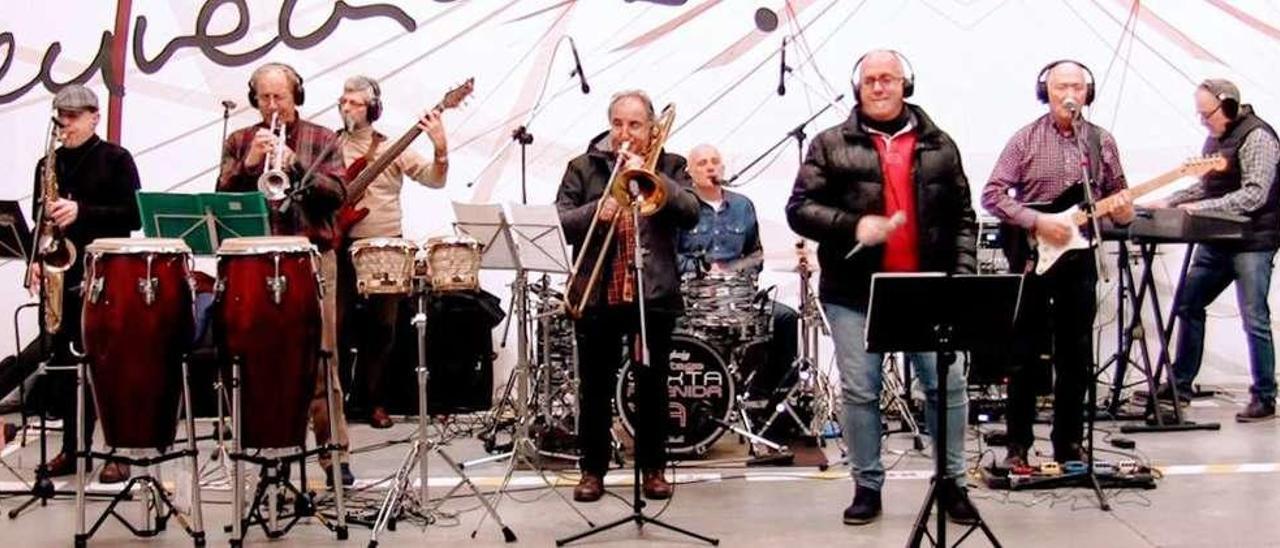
[
  {"left": 1166, "top": 129, "right": 1280, "bottom": 213},
  {"left": 217, "top": 118, "right": 346, "bottom": 246},
  {"left": 982, "top": 114, "right": 1127, "bottom": 228}
]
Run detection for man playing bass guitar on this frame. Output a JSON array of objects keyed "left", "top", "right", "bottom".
[{"left": 334, "top": 75, "right": 451, "bottom": 429}]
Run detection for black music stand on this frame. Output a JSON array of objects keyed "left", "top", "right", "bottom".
[{"left": 866, "top": 273, "right": 1021, "bottom": 548}]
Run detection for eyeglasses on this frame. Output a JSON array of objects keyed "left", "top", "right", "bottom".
[
  {"left": 338, "top": 98, "right": 368, "bottom": 108},
  {"left": 860, "top": 75, "right": 903, "bottom": 90},
  {"left": 254, "top": 93, "right": 290, "bottom": 107},
  {"left": 1198, "top": 104, "right": 1218, "bottom": 121}
]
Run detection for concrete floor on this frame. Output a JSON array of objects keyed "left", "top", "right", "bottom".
[{"left": 0, "top": 378, "right": 1277, "bottom": 547}]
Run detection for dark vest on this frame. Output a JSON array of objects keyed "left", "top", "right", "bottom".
[{"left": 1201, "top": 106, "right": 1280, "bottom": 250}]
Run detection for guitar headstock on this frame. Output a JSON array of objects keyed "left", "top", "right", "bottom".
[
  {"left": 439, "top": 78, "right": 475, "bottom": 111},
  {"left": 1180, "top": 154, "right": 1228, "bottom": 177}
]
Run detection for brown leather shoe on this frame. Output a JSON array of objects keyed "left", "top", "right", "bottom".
[
  {"left": 642, "top": 469, "right": 672, "bottom": 500},
  {"left": 573, "top": 473, "right": 604, "bottom": 502},
  {"left": 369, "top": 407, "right": 394, "bottom": 429},
  {"left": 99, "top": 462, "right": 131, "bottom": 484},
  {"left": 44, "top": 452, "right": 75, "bottom": 477}
]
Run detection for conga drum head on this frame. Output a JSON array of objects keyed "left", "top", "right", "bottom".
[{"left": 217, "top": 236, "right": 315, "bottom": 255}]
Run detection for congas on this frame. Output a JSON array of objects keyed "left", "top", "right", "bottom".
[
  {"left": 424, "top": 236, "right": 481, "bottom": 291},
  {"left": 82, "top": 238, "right": 194, "bottom": 449},
  {"left": 215, "top": 236, "right": 321, "bottom": 449},
  {"left": 616, "top": 334, "right": 736, "bottom": 456},
  {"left": 350, "top": 237, "right": 417, "bottom": 295}
]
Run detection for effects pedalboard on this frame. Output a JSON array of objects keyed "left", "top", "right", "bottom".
[{"left": 981, "top": 458, "right": 1158, "bottom": 490}]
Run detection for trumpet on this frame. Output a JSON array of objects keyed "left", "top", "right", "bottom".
[
  {"left": 562, "top": 104, "right": 674, "bottom": 319},
  {"left": 257, "top": 112, "right": 290, "bottom": 201}
]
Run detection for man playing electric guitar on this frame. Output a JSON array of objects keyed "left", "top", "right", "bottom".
[
  {"left": 335, "top": 75, "right": 450, "bottom": 428},
  {"left": 981, "top": 60, "right": 1134, "bottom": 468}
]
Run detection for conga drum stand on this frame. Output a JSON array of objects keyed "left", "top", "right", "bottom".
[
  {"left": 226, "top": 352, "right": 349, "bottom": 546},
  {"left": 366, "top": 285, "right": 515, "bottom": 547},
  {"left": 73, "top": 357, "right": 207, "bottom": 547}
]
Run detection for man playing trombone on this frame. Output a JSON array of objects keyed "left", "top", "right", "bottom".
[
  {"left": 555, "top": 90, "right": 699, "bottom": 503},
  {"left": 217, "top": 62, "right": 355, "bottom": 487}
]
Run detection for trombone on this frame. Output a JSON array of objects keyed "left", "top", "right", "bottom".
[
  {"left": 562, "top": 104, "right": 675, "bottom": 319},
  {"left": 258, "top": 112, "right": 290, "bottom": 201}
]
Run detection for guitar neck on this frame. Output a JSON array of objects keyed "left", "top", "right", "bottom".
[
  {"left": 345, "top": 101, "right": 445, "bottom": 203},
  {"left": 1088, "top": 166, "right": 1193, "bottom": 220}
]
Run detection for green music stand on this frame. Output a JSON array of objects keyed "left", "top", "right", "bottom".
[{"left": 136, "top": 192, "right": 270, "bottom": 255}]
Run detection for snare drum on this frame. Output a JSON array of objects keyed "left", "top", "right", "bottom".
[
  {"left": 215, "top": 236, "right": 321, "bottom": 449},
  {"left": 82, "top": 238, "right": 194, "bottom": 449},
  {"left": 425, "top": 235, "right": 481, "bottom": 291},
  {"left": 679, "top": 271, "right": 766, "bottom": 344},
  {"left": 350, "top": 237, "right": 417, "bottom": 295}
]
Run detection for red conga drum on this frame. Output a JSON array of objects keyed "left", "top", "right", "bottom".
[
  {"left": 82, "top": 238, "right": 195, "bottom": 449},
  {"left": 215, "top": 236, "right": 321, "bottom": 449}
]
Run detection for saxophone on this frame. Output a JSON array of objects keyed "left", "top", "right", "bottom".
[{"left": 34, "top": 123, "right": 76, "bottom": 334}]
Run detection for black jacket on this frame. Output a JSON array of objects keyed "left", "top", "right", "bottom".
[
  {"left": 555, "top": 131, "right": 700, "bottom": 311},
  {"left": 786, "top": 105, "right": 977, "bottom": 310},
  {"left": 32, "top": 134, "right": 142, "bottom": 285},
  {"left": 1200, "top": 105, "right": 1280, "bottom": 251}
]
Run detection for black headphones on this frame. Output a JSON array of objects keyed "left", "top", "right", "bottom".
[
  {"left": 247, "top": 62, "right": 306, "bottom": 108},
  {"left": 1036, "top": 59, "right": 1095, "bottom": 105},
  {"left": 357, "top": 76, "right": 383, "bottom": 122},
  {"left": 1219, "top": 94, "right": 1239, "bottom": 120},
  {"left": 851, "top": 50, "right": 916, "bottom": 98}
]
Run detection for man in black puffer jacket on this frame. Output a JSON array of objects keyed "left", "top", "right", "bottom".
[
  {"left": 556, "top": 90, "right": 699, "bottom": 503},
  {"left": 786, "top": 50, "right": 978, "bottom": 526}
]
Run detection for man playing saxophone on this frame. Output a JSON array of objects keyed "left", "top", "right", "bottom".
[
  {"left": 555, "top": 90, "right": 699, "bottom": 502},
  {"left": 27, "top": 85, "right": 141, "bottom": 484},
  {"left": 217, "top": 62, "right": 355, "bottom": 487}
]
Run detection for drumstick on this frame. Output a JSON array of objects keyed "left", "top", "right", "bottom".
[{"left": 845, "top": 211, "right": 906, "bottom": 259}]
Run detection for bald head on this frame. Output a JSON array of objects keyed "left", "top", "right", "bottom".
[
  {"left": 855, "top": 50, "right": 907, "bottom": 122},
  {"left": 687, "top": 144, "right": 724, "bottom": 191},
  {"left": 1044, "top": 61, "right": 1090, "bottom": 125}
]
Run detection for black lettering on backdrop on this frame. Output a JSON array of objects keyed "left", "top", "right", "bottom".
[{"left": 0, "top": 0, "right": 419, "bottom": 105}]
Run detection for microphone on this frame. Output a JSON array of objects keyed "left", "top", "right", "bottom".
[
  {"left": 221, "top": 99, "right": 237, "bottom": 110},
  {"left": 777, "top": 37, "right": 788, "bottom": 96},
  {"left": 845, "top": 210, "right": 906, "bottom": 259},
  {"left": 568, "top": 37, "right": 590, "bottom": 94},
  {"left": 1063, "top": 97, "right": 1080, "bottom": 117},
  {"left": 754, "top": 7, "right": 779, "bottom": 32}
]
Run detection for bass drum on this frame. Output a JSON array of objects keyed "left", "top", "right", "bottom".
[{"left": 616, "top": 334, "right": 735, "bottom": 457}]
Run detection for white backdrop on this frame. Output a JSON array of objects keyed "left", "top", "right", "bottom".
[{"left": 2, "top": 1, "right": 1278, "bottom": 384}]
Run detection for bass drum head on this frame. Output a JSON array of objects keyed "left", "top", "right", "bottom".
[{"left": 616, "top": 334, "right": 735, "bottom": 457}]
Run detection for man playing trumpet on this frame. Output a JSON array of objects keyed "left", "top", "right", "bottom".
[{"left": 217, "top": 62, "right": 355, "bottom": 487}]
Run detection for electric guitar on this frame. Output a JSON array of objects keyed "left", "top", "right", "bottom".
[
  {"left": 333, "top": 78, "right": 474, "bottom": 249},
  {"left": 1005, "top": 155, "right": 1227, "bottom": 275}
]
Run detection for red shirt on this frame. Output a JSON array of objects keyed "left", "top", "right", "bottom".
[{"left": 870, "top": 130, "right": 920, "bottom": 272}]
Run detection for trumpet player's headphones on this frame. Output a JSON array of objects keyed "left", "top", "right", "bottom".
[
  {"left": 1036, "top": 59, "right": 1095, "bottom": 105},
  {"left": 247, "top": 62, "right": 306, "bottom": 108},
  {"left": 352, "top": 75, "right": 383, "bottom": 122},
  {"left": 851, "top": 50, "right": 916, "bottom": 98}
]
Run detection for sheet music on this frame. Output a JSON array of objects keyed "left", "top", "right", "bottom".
[
  {"left": 509, "top": 204, "right": 571, "bottom": 274},
  {"left": 452, "top": 201, "right": 519, "bottom": 270}
]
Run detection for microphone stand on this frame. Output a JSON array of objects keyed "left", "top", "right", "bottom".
[
  {"left": 1071, "top": 109, "right": 1112, "bottom": 511},
  {"left": 725, "top": 65, "right": 848, "bottom": 187},
  {"left": 724, "top": 96, "right": 843, "bottom": 187}
]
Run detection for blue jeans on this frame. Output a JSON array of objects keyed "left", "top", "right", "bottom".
[
  {"left": 1173, "top": 244, "right": 1277, "bottom": 403},
  {"left": 824, "top": 302, "right": 968, "bottom": 491}
]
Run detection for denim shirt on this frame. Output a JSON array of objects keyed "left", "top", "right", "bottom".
[{"left": 677, "top": 189, "right": 762, "bottom": 275}]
